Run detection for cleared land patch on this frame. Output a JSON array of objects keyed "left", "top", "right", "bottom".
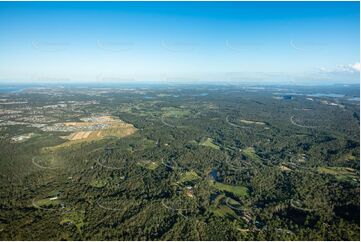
[
  {"left": 137, "top": 160, "right": 159, "bottom": 170},
  {"left": 11, "top": 133, "right": 36, "bottom": 143},
  {"left": 161, "top": 107, "right": 191, "bottom": 118},
  {"left": 318, "top": 166, "right": 358, "bottom": 181},
  {"left": 209, "top": 194, "right": 238, "bottom": 219},
  {"left": 280, "top": 165, "right": 292, "bottom": 172},
  {"left": 90, "top": 179, "right": 107, "bottom": 188},
  {"left": 179, "top": 170, "right": 200, "bottom": 183},
  {"left": 60, "top": 210, "right": 85, "bottom": 233},
  {"left": 51, "top": 116, "right": 136, "bottom": 148},
  {"left": 33, "top": 197, "right": 61, "bottom": 209},
  {"left": 210, "top": 181, "right": 248, "bottom": 197},
  {"left": 199, "top": 137, "right": 220, "bottom": 150},
  {"left": 242, "top": 147, "right": 261, "bottom": 162}
]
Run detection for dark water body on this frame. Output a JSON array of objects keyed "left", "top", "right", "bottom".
[
  {"left": 210, "top": 168, "right": 219, "bottom": 181},
  {"left": 209, "top": 191, "right": 220, "bottom": 202},
  {"left": 282, "top": 95, "right": 293, "bottom": 100}
]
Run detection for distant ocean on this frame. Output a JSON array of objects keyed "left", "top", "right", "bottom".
[{"left": 0, "top": 86, "right": 26, "bottom": 93}]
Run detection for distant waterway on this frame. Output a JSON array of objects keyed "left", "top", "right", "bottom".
[
  {"left": 192, "top": 93, "right": 208, "bottom": 97},
  {"left": 0, "top": 86, "right": 26, "bottom": 93},
  {"left": 274, "top": 92, "right": 347, "bottom": 98},
  {"left": 307, "top": 93, "right": 345, "bottom": 98},
  {"left": 348, "top": 97, "right": 360, "bottom": 102}
]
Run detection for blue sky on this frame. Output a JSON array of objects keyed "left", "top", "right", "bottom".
[{"left": 0, "top": 1, "right": 359, "bottom": 84}]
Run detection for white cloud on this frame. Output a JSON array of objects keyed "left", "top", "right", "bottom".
[
  {"left": 351, "top": 62, "right": 361, "bottom": 72},
  {"left": 336, "top": 63, "right": 360, "bottom": 73},
  {"left": 319, "top": 62, "right": 360, "bottom": 73}
]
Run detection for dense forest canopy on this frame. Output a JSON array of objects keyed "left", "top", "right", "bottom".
[{"left": 0, "top": 83, "right": 359, "bottom": 240}]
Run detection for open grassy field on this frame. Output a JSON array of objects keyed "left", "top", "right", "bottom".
[
  {"left": 34, "top": 197, "right": 61, "bottom": 208},
  {"left": 137, "top": 160, "right": 159, "bottom": 170},
  {"left": 179, "top": 170, "right": 200, "bottom": 183},
  {"left": 60, "top": 210, "right": 85, "bottom": 233},
  {"left": 199, "top": 138, "right": 220, "bottom": 150},
  {"left": 209, "top": 194, "right": 239, "bottom": 219},
  {"left": 89, "top": 179, "right": 107, "bottom": 188},
  {"left": 210, "top": 181, "right": 248, "bottom": 197},
  {"left": 336, "top": 152, "right": 358, "bottom": 162},
  {"left": 242, "top": 147, "right": 261, "bottom": 162},
  {"left": 211, "top": 203, "right": 238, "bottom": 219},
  {"left": 161, "top": 107, "right": 191, "bottom": 118},
  {"left": 318, "top": 166, "right": 358, "bottom": 181}
]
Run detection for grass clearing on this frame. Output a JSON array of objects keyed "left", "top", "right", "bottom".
[
  {"left": 89, "top": 179, "right": 107, "bottom": 188},
  {"left": 227, "top": 197, "right": 241, "bottom": 206},
  {"left": 179, "top": 170, "right": 200, "bottom": 183},
  {"left": 209, "top": 194, "right": 238, "bottom": 219},
  {"left": 161, "top": 107, "right": 191, "bottom": 118},
  {"left": 199, "top": 138, "right": 220, "bottom": 150},
  {"left": 60, "top": 210, "right": 85, "bottom": 233},
  {"left": 210, "top": 181, "right": 248, "bottom": 197},
  {"left": 242, "top": 147, "right": 261, "bottom": 162},
  {"left": 337, "top": 152, "right": 357, "bottom": 162},
  {"left": 137, "top": 160, "right": 159, "bottom": 170},
  {"left": 211, "top": 204, "right": 238, "bottom": 219},
  {"left": 318, "top": 166, "right": 358, "bottom": 181},
  {"left": 35, "top": 197, "right": 61, "bottom": 208}
]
